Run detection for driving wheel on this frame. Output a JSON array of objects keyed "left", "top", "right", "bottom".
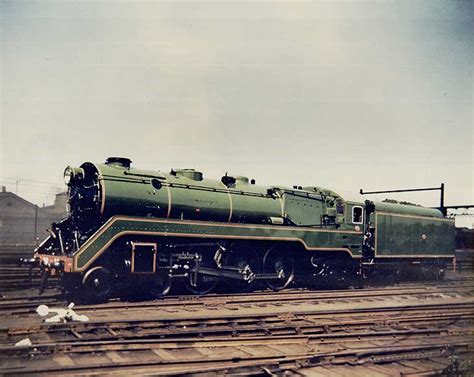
[
  {"left": 262, "top": 247, "right": 294, "bottom": 291},
  {"left": 149, "top": 269, "right": 172, "bottom": 298}
]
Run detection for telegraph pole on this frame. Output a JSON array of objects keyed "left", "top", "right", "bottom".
[{"left": 34, "top": 204, "right": 38, "bottom": 245}]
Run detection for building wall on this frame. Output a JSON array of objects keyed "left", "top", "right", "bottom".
[{"left": 0, "top": 188, "right": 67, "bottom": 245}]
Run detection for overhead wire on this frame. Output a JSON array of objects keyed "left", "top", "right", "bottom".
[{"left": 0, "top": 176, "right": 62, "bottom": 186}]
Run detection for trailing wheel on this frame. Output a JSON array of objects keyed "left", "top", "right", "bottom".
[
  {"left": 262, "top": 247, "right": 294, "bottom": 291},
  {"left": 310, "top": 256, "right": 357, "bottom": 288},
  {"left": 82, "top": 266, "right": 114, "bottom": 302},
  {"left": 310, "top": 257, "right": 331, "bottom": 279}
]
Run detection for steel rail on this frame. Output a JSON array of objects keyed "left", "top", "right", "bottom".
[
  {"left": 1, "top": 292, "right": 472, "bottom": 376},
  {"left": 3, "top": 301, "right": 473, "bottom": 339},
  {"left": 2, "top": 279, "right": 472, "bottom": 315},
  {"left": 3, "top": 322, "right": 472, "bottom": 356},
  {"left": 1, "top": 339, "right": 471, "bottom": 375}
]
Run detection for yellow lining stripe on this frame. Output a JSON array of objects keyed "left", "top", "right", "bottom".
[
  {"left": 73, "top": 229, "right": 359, "bottom": 271},
  {"left": 376, "top": 212, "right": 455, "bottom": 222},
  {"left": 220, "top": 182, "right": 233, "bottom": 222},
  {"left": 99, "top": 177, "right": 106, "bottom": 216},
  {"left": 375, "top": 255, "right": 453, "bottom": 258},
  {"left": 85, "top": 215, "right": 363, "bottom": 238},
  {"left": 71, "top": 216, "right": 364, "bottom": 271},
  {"left": 166, "top": 184, "right": 172, "bottom": 218},
  {"left": 93, "top": 163, "right": 107, "bottom": 217},
  {"left": 130, "top": 242, "right": 157, "bottom": 274},
  {"left": 375, "top": 211, "right": 378, "bottom": 256},
  {"left": 279, "top": 194, "right": 284, "bottom": 217}
]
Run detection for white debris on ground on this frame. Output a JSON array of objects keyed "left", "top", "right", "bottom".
[
  {"left": 36, "top": 303, "right": 89, "bottom": 323},
  {"left": 14, "top": 338, "right": 32, "bottom": 347}
]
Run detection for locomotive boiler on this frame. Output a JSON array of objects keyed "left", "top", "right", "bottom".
[{"left": 27, "top": 157, "right": 456, "bottom": 301}]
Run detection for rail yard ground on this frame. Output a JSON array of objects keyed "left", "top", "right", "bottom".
[{"left": 0, "top": 245, "right": 473, "bottom": 376}]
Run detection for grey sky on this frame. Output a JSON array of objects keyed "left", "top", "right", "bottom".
[{"left": 1, "top": 1, "right": 472, "bottom": 225}]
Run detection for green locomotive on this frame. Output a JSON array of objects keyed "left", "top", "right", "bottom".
[{"left": 30, "top": 157, "right": 455, "bottom": 300}]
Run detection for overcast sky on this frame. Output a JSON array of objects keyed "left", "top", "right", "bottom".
[{"left": 1, "top": 1, "right": 472, "bottom": 225}]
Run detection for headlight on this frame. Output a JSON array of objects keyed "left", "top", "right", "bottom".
[
  {"left": 64, "top": 166, "right": 73, "bottom": 185},
  {"left": 63, "top": 166, "right": 84, "bottom": 185}
]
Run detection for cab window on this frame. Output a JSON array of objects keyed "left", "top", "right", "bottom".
[{"left": 352, "top": 206, "right": 363, "bottom": 224}]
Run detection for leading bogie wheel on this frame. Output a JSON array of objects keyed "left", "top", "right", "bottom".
[
  {"left": 263, "top": 247, "right": 294, "bottom": 291},
  {"left": 82, "top": 266, "right": 114, "bottom": 302}
]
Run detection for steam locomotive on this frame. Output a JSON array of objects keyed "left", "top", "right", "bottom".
[{"left": 26, "top": 157, "right": 455, "bottom": 301}]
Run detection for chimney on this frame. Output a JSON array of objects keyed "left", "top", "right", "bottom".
[{"left": 1, "top": 186, "right": 5, "bottom": 193}]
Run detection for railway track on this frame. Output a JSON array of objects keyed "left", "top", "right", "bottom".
[
  {"left": 3, "top": 300, "right": 473, "bottom": 343},
  {"left": 3, "top": 342, "right": 471, "bottom": 376},
  {"left": 0, "top": 266, "right": 52, "bottom": 292},
  {"left": 0, "top": 263, "right": 61, "bottom": 292},
  {"left": 455, "top": 249, "right": 474, "bottom": 271},
  {"left": 0, "top": 293, "right": 472, "bottom": 375},
  {"left": 0, "top": 277, "right": 472, "bottom": 315},
  {"left": 0, "top": 253, "right": 472, "bottom": 375},
  {"left": 0, "top": 244, "right": 35, "bottom": 264}
]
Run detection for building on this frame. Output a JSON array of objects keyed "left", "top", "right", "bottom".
[
  {"left": 43, "top": 191, "right": 68, "bottom": 216},
  {"left": 0, "top": 186, "right": 67, "bottom": 245}
]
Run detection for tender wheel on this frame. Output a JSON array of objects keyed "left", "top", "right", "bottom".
[
  {"left": 263, "top": 247, "right": 294, "bottom": 291},
  {"left": 149, "top": 269, "right": 172, "bottom": 298},
  {"left": 437, "top": 268, "right": 446, "bottom": 280},
  {"left": 421, "top": 260, "right": 446, "bottom": 281},
  {"left": 82, "top": 266, "right": 114, "bottom": 302}
]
